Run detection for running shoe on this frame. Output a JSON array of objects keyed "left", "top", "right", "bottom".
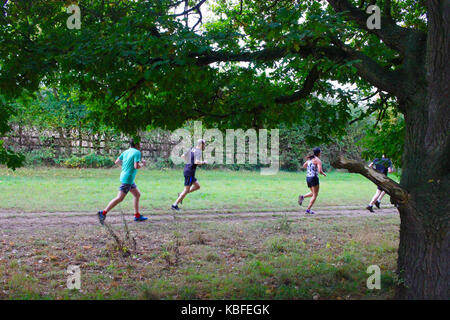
[
  {"left": 298, "top": 195, "right": 304, "bottom": 206},
  {"left": 366, "top": 205, "right": 375, "bottom": 213},
  {"left": 375, "top": 200, "right": 381, "bottom": 209},
  {"left": 134, "top": 215, "right": 148, "bottom": 222},
  {"left": 305, "top": 209, "right": 315, "bottom": 215},
  {"left": 97, "top": 211, "right": 106, "bottom": 225},
  {"left": 171, "top": 204, "right": 180, "bottom": 211}
]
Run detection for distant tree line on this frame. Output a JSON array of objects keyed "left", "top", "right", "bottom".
[{"left": 1, "top": 90, "right": 403, "bottom": 171}]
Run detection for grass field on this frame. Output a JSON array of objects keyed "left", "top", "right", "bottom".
[
  {"left": 0, "top": 167, "right": 400, "bottom": 300},
  {"left": 0, "top": 167, "right": 398, "bottom": 213}
]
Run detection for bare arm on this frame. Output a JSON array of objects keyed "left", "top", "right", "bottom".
[
  {"left": 134, "top": 159, "right": 146, "bottom": 169},
  {"left": 115, "top": 158, "right": 122, "bottom": 165},
  {"left": 194, "top": 149, "right": 207, "bottom": 165},
  {"left": 303, "top": 161, "right": 308, "bottom": 169},
  {"left": 368, "top": 162, "right": 374, "bottom": 168},
  {"left": 316, "top": 159, "right": 327, "bottom": 177}
]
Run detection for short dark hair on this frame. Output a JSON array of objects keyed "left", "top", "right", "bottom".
[
  {"left": 130, "top": 138, "right": 139, "bottom": 148},
  {"left": 313, "top": 147, "right": 321, "bottom": 156}
]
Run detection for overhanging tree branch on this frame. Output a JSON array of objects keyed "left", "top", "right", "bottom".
[
  {"left": 274, "top": 64, "right": 322, "bottom": 104},
  {"left": 193, "top": 47, "right": 292, "bottom": 65},
  {"left": 331, "top": 154, "right": 409, "bottom": 204},
  {"left": 170, "top": 0, "right": 207, "bottom": 17},
  {"left": 194, "top": 41, "right": 405, "bottom": 99},
  {"left": 326, "top": 0, "right": 424, "bottom": 55},
  {"left": 330, "top": 39, "right": 405, "bottom": 98},
  {"left": 191, "top": 6, "right": 203, "bottom": 31}
]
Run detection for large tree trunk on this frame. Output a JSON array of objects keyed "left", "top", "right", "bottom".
[
  {"left": 334, "top": 1, "right": 449, "bottom": 298},
  {"left": 396, "top": 88, "right": 449, "bottom": 301},
  {"left": 396, "top": 199, "right": 449, "bottom": 299},
  {"left": 395, "top": 1, "right": 450, "bottom": 299},
  {"left": 395, "top": 102, "right": 449, "bottom": 299},
  {"left": 333, "top": 98, "right": 449, "bottom": 299}
]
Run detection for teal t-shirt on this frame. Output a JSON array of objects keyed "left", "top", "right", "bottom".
[{"left": 119, "top": 148, "right": 141, "bottom": 184}]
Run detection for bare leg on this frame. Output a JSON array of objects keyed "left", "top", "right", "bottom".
[
  {"left": 104, "top": 191, "right": 127, "bottom": 213},
  {"left": 129, "top": 188, "right": 141, "bottom": 215},
  {"left": 377, "top": 191, "right": 386, "bottom": 203},
  {"left": 303, "top": 191, "right": 313, "bottom": 198},
  {"left": 175, "top": 186, "right": 191, "bottom": 205},
  {"left": 306, "top": 185, "right": 320, "bottom": 211},
  {"left": 370, "top": 189, "right": 382, "bottom": 205},
  {"left": 188, "top": 181, "right": 200, "bottom": 193}
]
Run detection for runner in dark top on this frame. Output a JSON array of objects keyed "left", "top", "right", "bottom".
[
  {"left": 366, "top": 155, "right": 393, "bottom": 212},
  {"left": 171, "top": 139, "right": 207, "bottom": 211},
  {"left": 298, "top": 147, "right": 327, "bottom": 214}
]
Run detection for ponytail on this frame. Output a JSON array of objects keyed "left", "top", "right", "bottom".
[
  {"left": 305, "top": 151, "right": 315, "bottom": 160},
  {"left": 305, "top": 147, "right": 321, "bottom": 160}
]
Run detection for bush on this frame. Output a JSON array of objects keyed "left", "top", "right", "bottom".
[
  {"left": 25, "top": 148, "right": 56, "bottom": 166},
  {"left": 57, "top": 153, "right": 115, "bottom": 168},
  {"left": 152, "top": 157, "right": 174, "bottom": 170},
  {"left": 61, "top": 155, "right": 85, "bottom": 168},
  {"left": 83, "top": 153, "right": 115, "bottom": 168}
]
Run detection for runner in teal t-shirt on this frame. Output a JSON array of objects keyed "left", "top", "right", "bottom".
[
  {"left": 119, "top": 147, "right": 141, "bottom": 184},
  {"left": 97, "top": 139, "right": 148, "bottom": 223}
]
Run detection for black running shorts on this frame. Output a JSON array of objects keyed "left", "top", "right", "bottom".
[
  {"left": 306, "top": 176, "right": 319, "bottom": 188},
  {"left": 184, "top": 175, "right": 197, "bottom": 186}
]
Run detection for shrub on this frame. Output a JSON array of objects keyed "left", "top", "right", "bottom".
[
  {"left": 57, "top": 153, "right": 115, "bottom": 168},
  {"left": 24, "top": 148, "right": 56, "bottom": 166},
  {"left": 83, "top": 153, "right": 115, "bottom": 168},
  {"left": 62, "top": 155, "right": 86, "bottom": 168},
  {"left": 153, "top": 157, "right": 173, "bottom": 170}
]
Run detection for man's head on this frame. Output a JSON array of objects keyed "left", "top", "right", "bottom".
[
  {"left": 130, "top": 138, "right": 140, "bottom": 150},
  {"left": 197, "top": 139, "right": 206, "bottom": 151}
]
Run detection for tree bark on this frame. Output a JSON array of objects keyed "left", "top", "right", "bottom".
[
  {"left": 395, "top": 1, "right": 449, "bottom": 299},
  {"left": 333, "top": 107, "right": 449, "bottom": 299},
  {"left": 396, "top": 97, "right": 449, "bottom": 299},
  {"left": 332, "top": 1, "right": 449, "bottom": 299},
  {"left": 331, "top": 155, "right": 409, "bottom": 204}
]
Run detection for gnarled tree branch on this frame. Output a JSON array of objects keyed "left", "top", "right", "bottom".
[
  {"left": 194, "top": 41, "right": 405, "bottom": 99},
  {"left": 170, "top": 0, "right": 207, "bottom": 17},
  {"left": 331, "top": 39, "right": 406, "bottom": 98},
  {"left": 326, "top": 0, "right": 424, "bottom": 55},
  {"left": 193, "top": 46, "right": 292, "bottom": 65},
  {"left": 331, "top": 154, "right": 409, "bottom": 204},
  {"left": 274, "top": 64, "right": 322, "bottom": 104}
]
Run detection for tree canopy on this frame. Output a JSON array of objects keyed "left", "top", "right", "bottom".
[
  {"left": 0, "top": 0, "right": 425, "bottom": 133},
  {"left": 1, "top": 0, "right": 449, "bottom": 299}
]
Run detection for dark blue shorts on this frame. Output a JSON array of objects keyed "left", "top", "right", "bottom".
[
  {"left": 306, "top": 176, "right": 319, "bottom": 188},
  {"left": 119, "top": 183, "right": 137, "bottom": 194},
  {"left": 184, "top": 175, "right": 197, "bottom": 186}
]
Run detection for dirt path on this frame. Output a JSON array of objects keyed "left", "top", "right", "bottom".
[{"left": 0, "top": 206, "right": 398, "bottom": 232}]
